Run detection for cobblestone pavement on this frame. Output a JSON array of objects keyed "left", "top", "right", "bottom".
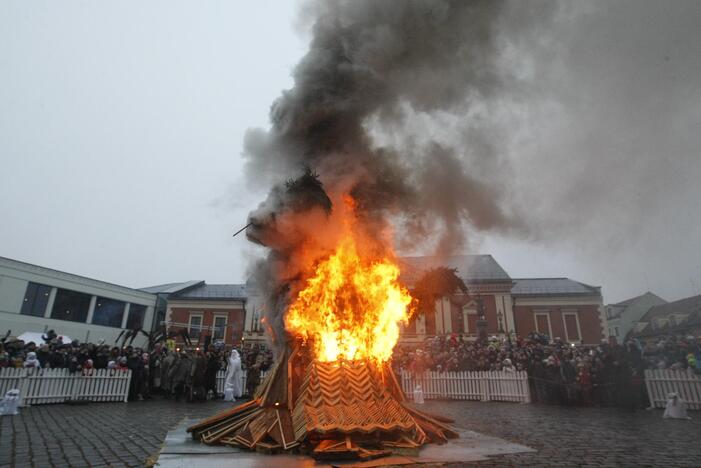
[
  {"left": 419, "top": 401, "right": 701, "bottom": 467},
  {"left": 1, "top": 399, "right": 699, "bottom": 467},
  {"left": 0, "top": 398, "right": 232, "bottom": 468}
]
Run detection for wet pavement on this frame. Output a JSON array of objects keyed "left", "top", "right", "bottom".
[{"left": 1, "top": 398, "right": 699, "bottom": 467}]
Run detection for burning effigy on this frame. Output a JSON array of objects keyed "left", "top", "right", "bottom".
[
  {"left": 189, "top": 0, "right": 518, "bottom": 459},
  {"left": 188, "top": 175, "right": 457, "bottom": 459}
]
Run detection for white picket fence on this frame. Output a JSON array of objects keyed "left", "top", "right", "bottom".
[
  {"left": 400, "top": 370, "right": 531, "bottom": 403},
  {"left": 645, "top": 369, "right": 701, "bottom": 410},
  {"left": 0, "top": 368, "right": 132, "bottom": 406}
]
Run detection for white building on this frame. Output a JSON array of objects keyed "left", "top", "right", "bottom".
[
  {"left": 0, "top": 256, "right": 156, "bottom": 347},
  {"left": 605, "top": 292, "right": 666, "bottom": 341}
]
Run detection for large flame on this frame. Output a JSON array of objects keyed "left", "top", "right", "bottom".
[{"left": 285, "top": 198, "right": 413, "bottom": 364}]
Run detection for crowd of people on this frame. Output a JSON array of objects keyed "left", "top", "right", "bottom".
[
  {"left": 393, "top": 333, "right": 701, "bottom": 408},
  {"left": 0, "top": 330, "right": 274, "bottom": 402},
  {"left": 2, "top": 329, "right": 699, "bottom": 408}
]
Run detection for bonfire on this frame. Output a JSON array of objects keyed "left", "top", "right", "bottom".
[{"left": 188, "top": 190, "right": 457, "bottom": 461}]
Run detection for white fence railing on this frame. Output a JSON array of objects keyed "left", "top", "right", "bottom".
[
  {"left": 400, "top": 370, "right": 531, "bottom": 403},
  {"left": 9, "top": 367, "right": 696, "bottom": 409},
  {"left": 645, "top": 369, "right": 701, "bottom": 410},
  {"left": 0, "top": 368, "right": 132, "bottom": 407}
]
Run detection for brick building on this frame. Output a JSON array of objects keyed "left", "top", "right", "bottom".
[
  {"left": 398, "top": 255, "right": 515, "bottom": 344},
  {"left": 511, "top": 278, "right": 606, "bottom": 344},
  {"left": 147, "top": 281, "right": 246, "bottom": 348},
  {"left": 143, "top": 266, "right": 609, "bottom": 350},
  {"left": 397, "top": 256, "right": 607, "bottom": 345}
]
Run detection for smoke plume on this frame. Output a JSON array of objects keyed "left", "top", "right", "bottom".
[
  {"left": 242, "top": 0, "right": 546, "bottom": 353},
  {"left": 242, "top": 0, "right": 701, "bottom": 351}
]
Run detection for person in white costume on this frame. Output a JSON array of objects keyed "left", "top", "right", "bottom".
[
  {"left": 663, "top": 392, "right": 691, "bottom": 420},
  {"left": 224, "top": 349, "right": 243, "bottom": 401}
]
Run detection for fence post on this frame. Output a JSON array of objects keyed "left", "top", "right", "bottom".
[
  {"left": 480, "top": 372, "right": 489, "bottom": 401},
  {"left": 124, "top": 370, "right": 132, "bottom": 402},
  {"left": 523, "top": 371, "right": 531, "bottom": 403},
  {"left": 17, "top": 369, "right": 28, "bottom": 407},
  {"left": 644, "top": 369, "right": 656, "bottom": 409}
]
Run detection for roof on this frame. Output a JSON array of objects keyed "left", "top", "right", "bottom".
[
  {"left": 169, "top": 283, "right": 247, "bottom": 301},
  {"left": 639, "top": 294, "right": 701, "bottom": 322},
  {"left": 0, "top": 256, "right": 155, "bottom": 301},
  {"left": 511, "top": 278, "right": 601, "bottom": 297},
  {"left": 399, "top": 255, "right": 511, "bottom": 285},
  {"left": 139, "top": 280, "right": 204, "bottom": 294},
  {"left": 611, "top": 291, "right": 666, "bottom": 307}
]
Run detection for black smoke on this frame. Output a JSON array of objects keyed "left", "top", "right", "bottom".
[{"left": 242, "top": 0, "right": 547, "bottom": 354}]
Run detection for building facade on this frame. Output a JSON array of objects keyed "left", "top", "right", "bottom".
[
  {"left": 511, "top": 278, "right": 606, "bottom": 345},
  {"left": 0, "top": 256, "right": 156, "bottom": 347},
  {"left": 605, "top": 292, "right": 667, "bottom": 341},
  {"left": 162, "top": 283, "right": 247, "bottom": 348},
  {"left": 397, "top": 256, "right": 608, "bottom": 346},
  {"left": 630, "top": 293, "right": 701, "bottom": 339},
  {"left": 397, "top": 255, "right": 515, "bottom": 344}
]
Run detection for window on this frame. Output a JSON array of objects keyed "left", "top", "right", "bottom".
[
  {"left": 51, "top": 289, "right": 91, "bottom": 323},
  {"left": 416, "top": 313, "right": 426, "bottom": 335},
  {"left": 126, "top": 304, "right": 146, "bottom": 330},
  {"left": 534, "top": 311, "right": 552, "bottom": 337},
  {"left": 252, "top": 308, "right": 262, "bottom": 332},
  {"left": 563, "top": 311, "right": 581, "bottom": 343},
  {"left": 189, "top": 314, "right": 203, "bottom": 340},
  {"left": 21, "top": 282, "right": 51, "bottom": 317},
  {"left": 615, "top": 326, "right": 619, "bottom": 337},
  {"left": 462, "top": 305, "right": 478, "bottom": 335},
  {"left": 213, "top": 315, "right": 227, "bottom": 341},
  {"left": 92, "top": 297, "right": 125, "bottom": 328}
]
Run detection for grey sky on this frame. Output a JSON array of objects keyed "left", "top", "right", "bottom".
[{"left": 2, "top": 1, "right": 700, "bottom": 304}]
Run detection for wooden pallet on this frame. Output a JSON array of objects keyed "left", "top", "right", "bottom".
[{"left": 187, "top": 345, "right": 457, "bottom": 460}]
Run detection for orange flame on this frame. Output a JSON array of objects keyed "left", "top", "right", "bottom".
[{"left": 285, "top": 197, "right": 413, "bottom": 365}]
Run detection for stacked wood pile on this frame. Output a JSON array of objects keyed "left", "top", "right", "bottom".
[{"left": 187, "top": 345, "right": 458, "bottom": 460}]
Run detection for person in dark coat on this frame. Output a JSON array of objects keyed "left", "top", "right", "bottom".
[
  {"left": 127, "top": 350, "right": 144, "bottom": 401},
  {"left": 161, "top": 350, "right": 176, "bottom": 397},
  {"left": 169, "top": 352, "right": 190, "bottom": 401},
  {"left": 204, "top": 346, "right": 221, "bottom": 399},
  {"left": 189, "top": 350, "right": 207, "bottom": 402},
  {"left": 246, "top": 353, "right": 262, "bottom": 398}
]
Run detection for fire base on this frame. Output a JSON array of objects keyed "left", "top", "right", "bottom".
[{"left": 187, "top": 346, "right": 458, "bottom": 460}]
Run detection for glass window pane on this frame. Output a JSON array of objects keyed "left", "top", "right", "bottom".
[
  {"left": 189, "top": 315, "right": 202, "bottom": 340},
  {"left": 564, "top": 314, "right": 580, "bottom": 341},
  {"left": 126, "top": 304, "right": 146, "bottom": 330},
  {"left": 93, "top": 297, "right": 126, "bottom": 328},
  {"left": 20, "top": 282, "right": 51, "bottom": 317},
  {"left": 51, "top": 289, "right": 91, "bottom": 323},
  {"left": 213, "top": 316, "right": 226, "bottom": 340}
]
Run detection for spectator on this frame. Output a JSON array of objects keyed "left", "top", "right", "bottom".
[
  {"left": 393, "top": 333, "right": 700, "bottom": 408},
  {"left": 169, "top": 351, "right": 191, "bottom": 401},
  {"left": 189, "top": 350, "right": 207, "bottom": 402},
  {"left": 205, "top": 346, "right": 222, "bottom": 400},
  {"left": 23, "top": 351, "right": 41, "bottom": 369},
  {"left": 161, "top": 350, "right": 176, "bottom": 397}
]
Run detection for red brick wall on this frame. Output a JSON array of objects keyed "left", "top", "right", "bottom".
[
  {"left": 169, "top": 306, "right": 245, "bottom": 346},
  {"left": 513, "top": 303, "right": 603, "bottom": 344}
]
